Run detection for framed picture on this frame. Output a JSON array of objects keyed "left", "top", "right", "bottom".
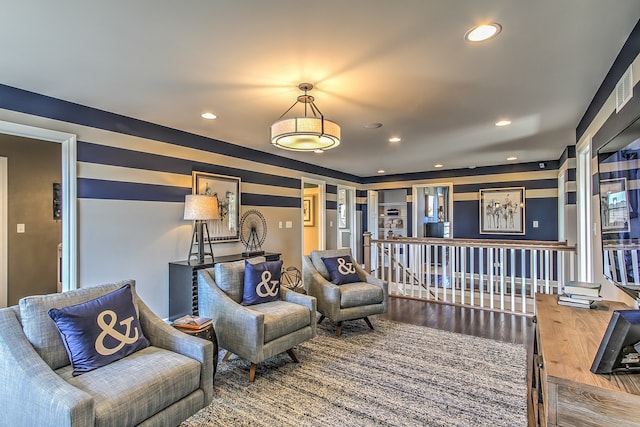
[
  {"left": 303, "top": 195, "right": 314, "bottom": 227},
  {"left": 479, "top": 187, "right": 525, "bottom": 235},
  {"left": 192, "top": 171, "right": 241, "bottom": 242},
  {"left": 600, "top": 178, "right": 630, "bottom": 233}
]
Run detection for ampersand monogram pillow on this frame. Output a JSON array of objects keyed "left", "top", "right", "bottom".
[
  {"left": 48, "top": 284, "right": 149, "bottom": 376},
  {"left": 242, "top": 259, "right": 283, "bottom": 306},
  {"left": 321, "top": 255, "right": 361, "bottom": 285}
]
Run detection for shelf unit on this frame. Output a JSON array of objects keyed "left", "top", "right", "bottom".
[{"left": 377, "top": 189, "right": 407, "bottom": 239}]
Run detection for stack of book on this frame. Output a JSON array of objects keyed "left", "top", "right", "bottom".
[
  {"left": 558, "top": 281, "right": 603, "bottom": 309},
  {"left": 172, "top": 314, "right": 212, "bottom": 330}
]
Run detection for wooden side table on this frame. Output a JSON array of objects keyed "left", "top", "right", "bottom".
[{"left": 174, "top": 324, "right": 219, "bottom": 382}]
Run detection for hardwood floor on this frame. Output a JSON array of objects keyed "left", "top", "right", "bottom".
[
  {"left": 377, "top": 295, "right": 534, "bottom": 346},
  {"left": 376, "top": 295, "right": 536, "bottom": 426}
]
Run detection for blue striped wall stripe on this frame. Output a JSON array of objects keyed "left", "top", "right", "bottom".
[
  {"left": 360, "top": 161, "right": 558, "bottom": 184},
  {"left": 78, "top": 178, "right": 189, "bottom": 202},
  {"left": 566, "top": 168, "right": 576, "bottom": 182},
  {"left": 453, "top": 198, "right": 558, "bottom": 241},
  {"left": 592, "top": 82, "right": 640, "bottom": 154},
  {"left": 327, "top": 200, "right": 337, "bottom": 210},
  {"left": 79, "top": 177, "right": 301, "bottom": 207},
  {"left": 242, "top": 193, "right": 299, "bottom": 208},
  {"left": 0, "top": 84, "right": 361, "bottom": 183},
  {"left": 454, "top": 179, "right": 557, "bottom": 193},
  {"left": 78, "top": 141, "right": 301, "bottom": 189},
  {"left": 558, "top": 145, "right": 576, "bottom": 166},
  {"left": 326, "top": 185, "right": 337, "bottom": 194},
  {"left": 567, "top": 192, "right": 576, "bottom": 205},
  {"left": 577, "top": 19, "right": 640, "bottom": 141}
]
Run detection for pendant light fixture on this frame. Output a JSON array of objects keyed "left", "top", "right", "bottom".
[{"left": 271, "top": 83, "right": 341, "bottom": 152}]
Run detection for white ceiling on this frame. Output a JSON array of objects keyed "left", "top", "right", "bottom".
[{"left": 2, "top": 1, "right": 640, "bottom": 177}]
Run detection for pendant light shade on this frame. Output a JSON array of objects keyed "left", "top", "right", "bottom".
[{"left": 271, "top": 83, "right": 341, "bottom": 152}]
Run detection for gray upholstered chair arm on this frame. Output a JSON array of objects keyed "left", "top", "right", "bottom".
[
  {"left": 0, "top": 308, "right": 94, "bottom": 427},
  {"left": 137, "top": 300, "right": 214, "bottom": 404},
  {"left": 198, "top": 272, "right": 265, "bottom": 361},
  {"left": 280, "top": 287, "right": 317, "bottom": 335},
  {"left": 302, "top": 256, "right": 341, "bottom": 319},
  {"left": 354, "top": 263, "right": 387, "bottom": 289}
]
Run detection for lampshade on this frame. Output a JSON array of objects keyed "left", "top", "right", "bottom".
[
  {"left": 271, "top": 83, "right": 341, "bottom": 152},
  {"left": 184, "top": 194, "right": 219, "bottom": 220}
]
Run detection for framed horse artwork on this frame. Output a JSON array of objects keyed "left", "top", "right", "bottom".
[{"left": 479, "top": 187, "right": 525, "bottom": 235}]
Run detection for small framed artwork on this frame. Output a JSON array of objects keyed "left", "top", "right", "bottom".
[
  {"left": 303, "top": 195, "right": 315, "bottom": 227},
  {"left": 479, "top": 187, "right": 525, "bottom": 235},
  {"left": 600, "top": 178, "right": 630, "bottom": 233},
  {"left": 192, "top": 171, "right": 241, "bottom": 242}
]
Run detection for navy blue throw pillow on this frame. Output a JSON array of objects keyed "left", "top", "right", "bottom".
[
  {"left": 48, "top": 284, "right": 149, "bottom": 376},
  {"left": 242, "top": 260, "right": 283, "bottom": 306},
  {"left": 322, "top": 255, "right": 361, "bottom": 285}
]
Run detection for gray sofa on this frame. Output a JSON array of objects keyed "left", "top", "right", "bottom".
[{"left": 0, "top": 280, "right": 214, "bottom": 427}]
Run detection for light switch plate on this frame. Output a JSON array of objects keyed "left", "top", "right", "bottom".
[{"left": 17, "top": 224, "right": 25, "bottom": 233}]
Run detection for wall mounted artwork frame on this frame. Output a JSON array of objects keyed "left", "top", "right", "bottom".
[
  {"left": 192, "top": 171, "right": 241, "bottom": 242},
  {"left": 479, "top": 187, "right": 525, "bottom": 235},
  {"left": 303, "top": 195, "right": 315, "bottom": 227},
  {"left": 600, "top": 177, "right": 630, "bottom": 233}
]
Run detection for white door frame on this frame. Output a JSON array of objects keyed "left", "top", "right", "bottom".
[
  {"left": 576, "top": 134, "right": 593, "bottom": 282},
  {"left": 336, "top": 185, "right": 357, "bottom": 253},
  {"left": 412, "top": 182, "right": 454, "bottom": 237},
  {"left": 301, "top": 177, "right": 326, "bottom": 254},
  {"left": 0, "top": 120, "right": 77, "bottom": 301}
]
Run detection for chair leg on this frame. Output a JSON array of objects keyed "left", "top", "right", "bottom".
[
  {"left": 222, "top": 350, "right": 233, "bottom": 362},
  {"left": 286, "top": 348, "right": 299, "bottom": 363},
  {"left": 317, "top": 314, "right": 325, "bottom": 324},
  {"left": 249, "top": 363, "right": 257, "bottom": 382},
  {"left": 363, "top": 316, "right": 374, "bottom": 330},
  {"left": 336, "top": 321, "right": 343, "bottom": 337}
]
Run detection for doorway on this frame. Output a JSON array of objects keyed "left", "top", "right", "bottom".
[
  {"left": 302, "top": 177, "right": 326, "bottom": 256},
  {"left": 0, "top": 120, "right": 77, "bottom": 307},
  {"left": 412, "top": 183, "right": 453, "bottom": 238},
  {"left": 336, "top": 185, "right": 357, "bottom": 255}
]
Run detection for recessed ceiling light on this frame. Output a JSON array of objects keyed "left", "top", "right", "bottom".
[
  {"left": 465, "top": 23, "right": 502, "bottom": 42},
  {"left": 495, "top": 119, "right": 511, "bottom": 127},
  {"left": 507, "top": 156, "right": 518, "bottom": 161},
  {"left": 434, "top": 164, "right": 443, "bottom": 168},
  {"left": 389, "top": 137, "right": 401, "bottom": 143},
  {"left": 314, "top": 149, "right": 324, "bottom": 154},
  {"left": 201, "top": 112, "right": 217, "bottom": 120},
  {"left": 377, "top": 169, "right": 386, "bottom": 174},
  {"left": 364, "top": 122, "right": 383, "bottom": 129}
]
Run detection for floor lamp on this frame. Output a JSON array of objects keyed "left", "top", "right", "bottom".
[{"left": 184, "top": 194, "right": 219, "bottom": 264}]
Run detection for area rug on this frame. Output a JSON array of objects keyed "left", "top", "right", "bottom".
[{"left": 181, "top": 319, "right": 527, "bottom": 427}]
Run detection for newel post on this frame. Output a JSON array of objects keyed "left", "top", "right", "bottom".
[{"left": 363, "top": 231, "right": 372, "bottom": 272}]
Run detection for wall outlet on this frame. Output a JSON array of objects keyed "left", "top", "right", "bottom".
[
  {"left": 279, "top": 221, "right": 283, "bottom": 229},
  {"left": 17, "top": 224, "right": 25, "bottom": 233},
  {"left": 533, "top": 220, "right": 539, "bottom": 228},
  {"left": 285, "top": 221, "right": 293, "bottom": 228}
]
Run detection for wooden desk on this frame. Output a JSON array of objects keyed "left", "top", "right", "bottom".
[
  {"left": 533, "top": 293, "right": 640, "bottom": 426},
  {"left": 168, "top": 252, "right": 280, "bottom": 320}
]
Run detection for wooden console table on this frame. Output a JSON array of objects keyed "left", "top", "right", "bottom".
[
  {"left": 532, "top": 293, "right": 640, "bottom": 426},
  {"left": 168, "top": 252, "right": 280, "bottom": 321}
]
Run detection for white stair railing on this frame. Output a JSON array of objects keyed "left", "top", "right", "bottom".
[
  {"left": 603, "top": 242, "right": 640, "bottom": 286},
  {"left": 363, "top": 234, "right": 577, "bottom": 316}
]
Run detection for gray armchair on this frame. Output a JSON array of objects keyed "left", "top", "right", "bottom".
[
  {"left": 303, "top": 248, "right": 388, "bottom": 336},
  {"left": 0, "top": 280, "right": 213, "bottom": 427},
  {"left": 198, "top": 258, "right": 316, "bottom": 382}
]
